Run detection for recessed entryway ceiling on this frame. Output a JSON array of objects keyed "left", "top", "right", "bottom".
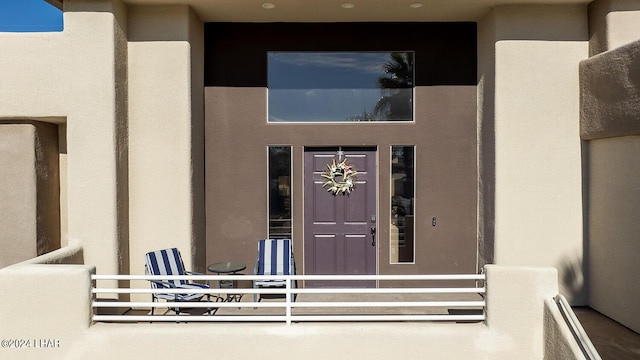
[{"left": 124, "top": 0, "right": 591, "bottom": 22}]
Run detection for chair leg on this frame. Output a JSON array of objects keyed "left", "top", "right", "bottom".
[
  {"left": 150, "top": 297, "right": 156, "bottom": 315},
  {"left": 253, "top": 284, "right": 261, "bottom": 309}
]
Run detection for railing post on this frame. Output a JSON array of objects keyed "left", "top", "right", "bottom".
[{"left": 285, "top": 277, "right": 292, "bottom": 325}]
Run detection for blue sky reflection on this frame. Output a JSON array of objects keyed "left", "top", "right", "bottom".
[{"left": 268, "top": 52, "right": 413, "bottom": 122}]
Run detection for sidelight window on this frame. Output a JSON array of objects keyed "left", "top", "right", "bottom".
[
  {"left": 390, "top": 145, "right": 415, "bottom": 263},
  {"left": 268, "top": 146, "right": 292, "bottom": 239}
]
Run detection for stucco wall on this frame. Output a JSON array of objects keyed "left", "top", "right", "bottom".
[
  {"left": 0, "top": 0, "right": 130, "bottom": 279},
  {"left": 543, "top": 298, "right": 587, "bottom": 359},
  {"left": 65, "top": 0, "right": 131, "bottom": 280},
  {"left": 478, "top": 5, "right": 589, "bottom": 304},
  {"left": 0, "top": 122, "right": 60, "bottom": 267},
  {"left": 204, "top": 22, "right": 478, "bottom": 279},
  {"left": 586, "top": 137, "right": 640, "bottom": 334},
  {"left": 477, "top": 6, "right": 497, "bottom": 269},
  {"left": 127, "top": 4, "right": 205, "bottom": 289},
  {"left": 0, "top": 264, "right": 577, "bottom": 360},
  {"left": 0, "top": 0, "right": 206, "bottom": 287},
  {"left": 588, "top": 0, "right": 640, "bottom": 56},
  {"left": 580, "top": 30, "right": 640, "bottom": 332},
  {"left": 0, "top": 264, "right": 94, "bottom": 360},
  {"left": 580, "top": 40, "right": 640, "bottom": 139}
]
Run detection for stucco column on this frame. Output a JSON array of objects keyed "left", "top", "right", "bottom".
[
  {"left": 127, "top": 5, "right": 205, "bottom": 280},
  {"left": 478, "top": 5, "right": 589, "bottom": 304},
  {"left": 63, "top": 0, "right": 129, "bottom": 279},
  {"left": 485, "top": 265, "right": 559, "bottom": 359}
]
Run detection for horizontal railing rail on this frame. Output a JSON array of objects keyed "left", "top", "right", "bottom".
[
  {"left": 92, "top": 274, "right": 485, "bottom": 325},
  {"left": 554, "top": 294, "right": 602, "bottom": 360}
]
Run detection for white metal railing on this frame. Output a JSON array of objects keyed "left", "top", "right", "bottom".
[
  {"left": 554, "top": 295, "right": 602, "bottom": 360},
  {"left": 92, "top": 274, "right": 485, "bottom": 325}
]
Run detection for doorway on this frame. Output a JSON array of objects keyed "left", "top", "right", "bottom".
[{"left": 303, "top": 147, "right": 377, "bottom": 287}]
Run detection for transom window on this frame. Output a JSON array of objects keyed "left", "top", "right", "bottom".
[{"left": 268, "top": 52, "right": 414, "bottom": 122}]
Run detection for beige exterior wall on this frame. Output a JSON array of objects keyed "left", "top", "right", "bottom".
[
  {"left": 478, "top": 5, "right": 589, "bottom": 304},
  {"left": 543, "top": 298, "right": 587, "bottom": 359},
  {"left": 477, "top": 5, "right": 497, "bottom": 270},
  {"left": 0, "top": 0, "right": 129, "bottom": 279},
  {"left": 588, "top": 0, "right": 640, "bottom": 55},
  {"left": 0, "top": 1, "right": 203, "bottom": 291},
  {"left": 581, "top": 1, "right": 640, "bottom": 331},
  {"left": 0, "top": 123, "right": 60, "bottom": 267},
  {"left": 7, "top": 0, "right": 640, "bottom": 356},
  {"left": 587, "top": 137, "right": 640, "bottom": 333},
  {"left": 1, "top": 263, "right": 582, "bottom": 360},
  {"left": 127, "top": 4, "right": 205, "bottom": 286},
  {"left": 204, "top": 85, "right": 478, "bottom": 280}
]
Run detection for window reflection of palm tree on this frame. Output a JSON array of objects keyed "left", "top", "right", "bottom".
[{"left": 374, "top": 52, "right": 413, "bottom": 121}]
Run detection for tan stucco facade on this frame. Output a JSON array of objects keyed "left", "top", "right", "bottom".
[
  {"left": 1, "top": 0, "right": 640, "bottom": 354},
  {"left": 127, "top": 4, "right": 206, "bottom": 280},
  {"left": 0, "top": 1, "right": 130, "bottom": 281},
  {"left": 581, "top": 25, "right": 640, "bottom": 332},
  {"left": 478, "top": 4, "right": 589, "bottom": 304},
  {"left": 0, "top": 122, "right": 60, "bottom": 267},
  {"left": 1, "top": 263, "right": 584, "bottom": 360},
  {"left": 204, "top": 21, "right": 479, "bottom": 281}
]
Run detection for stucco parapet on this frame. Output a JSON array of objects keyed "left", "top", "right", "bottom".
[
  {"left": 580, "top": 39, "right": 640, "bottom": 140},
  {"left": 18, "top": 240, "right": 84, "bottom": 265}
]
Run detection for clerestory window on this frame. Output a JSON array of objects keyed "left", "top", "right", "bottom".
[{"left": 268, "top": 52, "right": 414, "bottom": 122}]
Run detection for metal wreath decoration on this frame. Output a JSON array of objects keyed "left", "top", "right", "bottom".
[{"left": 321, "top": 159, "right": 358, "bottom": 196}]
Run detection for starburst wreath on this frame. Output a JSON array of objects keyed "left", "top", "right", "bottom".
[{"left": 321, "top": 159, "right": 358, "bottom": 196}]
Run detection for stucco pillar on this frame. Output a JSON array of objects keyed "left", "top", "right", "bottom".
[
  {"left": 63, "top": 0, "right": 129, "bottom": 280},
  {"left": 127, "top": 5, "right": 205, "bottom": 280},
  {"left": 0, "top": 122, "right": 60, "bottom": 268},
  {"left": 478, "top": 5, "right": 589, "bottom": 304},
  {"left": 485, "top": 265, "right": 559, "bottom": 359}
]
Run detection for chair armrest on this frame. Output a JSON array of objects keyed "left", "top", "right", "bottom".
[
  {"left": 148, "top": 279, "right": 177, "bottom": 288},
  {"left": 185, "top": 270, "right": 204, "bottom": 276},
  {"left": 185, "top": 271, "right": 210, "bottom": 286}
]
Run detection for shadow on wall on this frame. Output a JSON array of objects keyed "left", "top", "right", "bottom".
[{"left": 557, "top": 253, "right": 586, "bottom": 305}]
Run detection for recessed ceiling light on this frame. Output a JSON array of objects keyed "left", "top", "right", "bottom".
[
  {"left": 262, "top": 2, "right": 275, "bottom": 9},
  {"left": 341, "top": 3, "right": 355, "bottom": 9},
  {"left": 409, "top": 2, "right": 423, "bottom": 8}
]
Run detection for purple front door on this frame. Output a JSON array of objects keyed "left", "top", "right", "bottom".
[{"left": 304, "top": 147, "right": 377, "bottom": 287}]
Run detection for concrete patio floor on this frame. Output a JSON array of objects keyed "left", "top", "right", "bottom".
[
  {"left": 574, "top": 307, "right": 640, "bottom": 360},
  {"left": 103, "top": 294, "right": 640, "bottom": 359}
]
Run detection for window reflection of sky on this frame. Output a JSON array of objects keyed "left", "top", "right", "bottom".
[{"left": 268, "top": 52, "right": 412, "bottom": 122}]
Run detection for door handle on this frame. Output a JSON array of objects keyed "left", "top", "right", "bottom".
[
  {"left": 370, "top": 214, "right": 376, "bottom": 246},
  {"left": 370, "top": 226, "right": 376, "bottom": 246}
]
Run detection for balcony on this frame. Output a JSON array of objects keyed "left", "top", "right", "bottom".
[{"left": 0, "top": 245, "right": 599, "bottom": 360}]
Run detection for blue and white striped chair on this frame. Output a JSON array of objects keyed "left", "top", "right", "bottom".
[
  {"left": 145, "top": 248, "right": 217, "bottom": 315},
  {"left": 253, "top": 239, "right": 296, "bottom": 303}
]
